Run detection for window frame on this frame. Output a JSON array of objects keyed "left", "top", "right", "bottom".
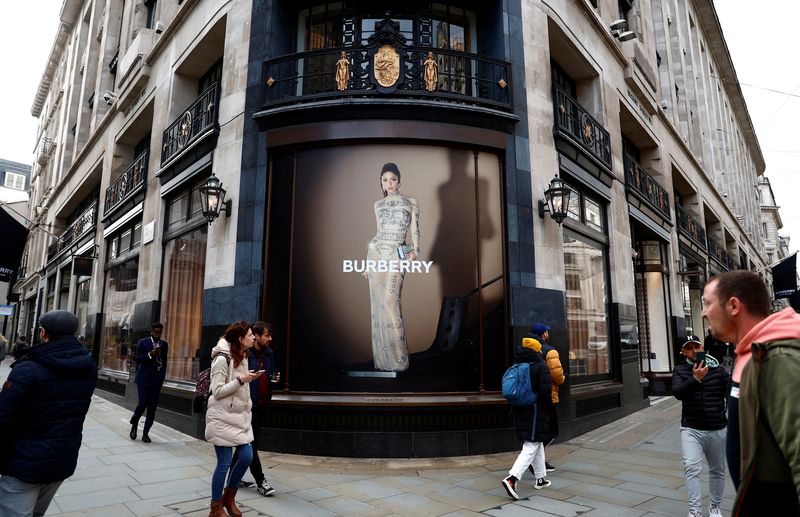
[{"left": 4, "top": 171, "right": 26, "bottom": 190}]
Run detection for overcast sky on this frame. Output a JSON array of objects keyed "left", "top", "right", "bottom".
[{"left": 1, "top": 2, "right": 797, "bottom": 254}]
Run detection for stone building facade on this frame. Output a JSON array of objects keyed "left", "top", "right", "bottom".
[{"left": 13, "top": 0, "right": 777, "bottom": 456}]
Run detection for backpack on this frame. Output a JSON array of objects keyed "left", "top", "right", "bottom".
[
  {"left": 193, "top": 352, "right": 231, "bottom": 413},
  {"left": 502, "top": 362, "right": 537, "bottom": 406}
]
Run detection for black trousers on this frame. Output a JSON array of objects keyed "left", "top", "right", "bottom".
[
  {"left": 230, "top": 407, "right": 267, "bottom": 484},
  {"left": 131, "top": 383, "right": 162, "bottom": 434}
]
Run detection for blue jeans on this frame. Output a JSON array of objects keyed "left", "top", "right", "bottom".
[
  {"left": 0, "top": 475, "right": 62, "bottom": 517},
  {"left": 212, "top": 444, "right": 252, "bottom": 500},
  {"left": 681, "top": 427, "right": 726, "bottom": 512}
]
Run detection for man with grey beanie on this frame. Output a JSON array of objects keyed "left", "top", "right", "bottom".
[{"left": 0, "top": 310, "right": 97, "bottom": 516}]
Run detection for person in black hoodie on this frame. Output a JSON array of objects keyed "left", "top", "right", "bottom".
[
  {"left": 672, "top": 335, "right": 730, "bottom": 517},
  {"left": 501, "top": 337, "right": 554, "bottom": 500},
  {"left": 0, "top": 310, "right": 98, "bottom": 517}
]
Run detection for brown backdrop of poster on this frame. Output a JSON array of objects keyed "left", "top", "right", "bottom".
[{"left": 268, "top": 144, "right": 505, "bottom": 392}]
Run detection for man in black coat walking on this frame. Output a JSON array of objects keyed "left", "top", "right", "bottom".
[
  {"left": 672, "top": 335, "right": 730, "bottom": 517},
  {"left": 0, "top": 310, "right": 97, "bottom": 516},
  {"left": 501, "top": 337, "right": 554, "bottom": 500},
  {"left": 130, "top": 322, "right": 168, "bottom": 443}
]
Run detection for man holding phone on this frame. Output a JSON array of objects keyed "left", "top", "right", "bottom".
[{"left": 672, "top": 335, "right": 730, "bottom": 517}]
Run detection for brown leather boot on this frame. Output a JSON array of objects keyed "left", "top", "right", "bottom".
[
  {"left": 208, "top": 499, "right": 225, "bottom": 517},
  {"left": 222, "top": 487, "right": 243, "bottom": 517}
]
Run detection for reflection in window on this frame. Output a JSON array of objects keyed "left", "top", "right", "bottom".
[
  {"left": 100, "top": 258, "right": 138, "bottom": 373},
  {"left": 161, "top": 227, "right": 207, "bottom": 383},
  {"left": 75, "top": 275, "right": 91, "bottom": 351},
  {"left": 563, "top": 231, "right": 610, "bottom": 378}
]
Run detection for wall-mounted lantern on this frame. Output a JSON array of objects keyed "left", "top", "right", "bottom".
[
  {"left": 537, "top": 175, "right": 572, "bottom": 224},
  {"left": 199, "top": 174, "right": 231, "bottom": 223}
]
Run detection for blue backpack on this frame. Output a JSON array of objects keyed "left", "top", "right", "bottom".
[{"left": 502, "top": 362, "right": 537, "bottom": 406}]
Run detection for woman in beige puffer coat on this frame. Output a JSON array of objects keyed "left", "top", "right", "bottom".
[{"left": 205, "top": 321, "right": 263, "bottom": 517}]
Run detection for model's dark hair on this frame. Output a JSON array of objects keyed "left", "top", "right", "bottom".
[
  {"left": 252, "top": 321, "right": 272, "bottom": 336},
  {"left": 380, "top": 163, "right": 401, "bottom": 197},
  {"left": 151, "top": 322, "right": 164, "bottom": 330},
  {"left": 223, "top": 320, "right": 251, "bottom": 367},
  {"left": 708, "top": 270, "right": 770, "bottom": 318}
]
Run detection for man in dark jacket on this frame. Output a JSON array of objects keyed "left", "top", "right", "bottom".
[
  {"left": 231, "top": 321, "right": 278, "bottom": 497},
  {"left": 672, "top": 335, "right": 730, "bottom": 517},
  {"left": 0, "top": 310, "right": 97, "bottom": 516},
  {"left": 501, "top": 337, "right": 554, "bottom": 500},
  {"left": 130, "top": 322, "right": 168, "bottom": 443}
]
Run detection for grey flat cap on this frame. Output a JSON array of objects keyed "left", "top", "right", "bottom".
[{"left": 39, "top": 310, "right": 79, "bottom": 337}]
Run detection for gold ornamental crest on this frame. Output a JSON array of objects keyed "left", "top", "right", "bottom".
[{"left": 373, "top": 45, "right": 400, "bottom": 88}]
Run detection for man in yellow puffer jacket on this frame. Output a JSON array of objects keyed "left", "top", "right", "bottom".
[{"left": 531, "top": 323, "right": 565, "bottom": 473}]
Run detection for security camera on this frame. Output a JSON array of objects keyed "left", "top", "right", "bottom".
[
  {"left": 610, "top": 19, "right": 628, "bottom": 31},
  {"left": 103, "top": 91, "right": 117, "bottom": 105},
  {"left": 617, "top": 30, "right": 637, "bottom": 42}
]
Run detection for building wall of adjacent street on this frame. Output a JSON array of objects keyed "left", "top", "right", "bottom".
[{"left": 11, "top": 0, "right": 782, "bottom": 457}]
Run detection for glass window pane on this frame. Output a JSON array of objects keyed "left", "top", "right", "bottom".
[
  {"left": 191, "top": 185, "right": 204, "bottom": 220},
  {"left": 563, "top": 232, "right": 610, "bottom": 378},
  {"left": 566, "top": 185, "right": 581, "bottom": 222},
  {"left": 100, "top": 258, "right": 138, "bottom": 373},
  {"left": 584, "top": 197, "right": 603, "bottom": 232},
  {"left": 160, "top": 226, "right": 208, "bottom": 382},
  {"left": 132, "top": 222, "right": 142, "bottom": 248},
  {"left": 119, "top": 229, "right": 132, "bottom": 253},
  {"left": 168, "top": 193, "right": 188, "bottom": 230}
]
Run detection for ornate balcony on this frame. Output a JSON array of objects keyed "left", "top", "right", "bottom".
[
  {"left": 105, "top": 150, "right": 148, "bottom": 217},
  {"left": 552, "top": 83, "right": 611, "bottom": 170},
  {"left": 623, "top": 153, "right": 670, "bottom": 221},
  {"left": 675, "top": 204, "right": 706, "bottom": 250},
  {"left": 707, "top": 236, "right": 733, "bottom": 271},
  {"left": 161, "top": 82, "right": 219, "bottom": 166},
  {"left": 261, "top": 45, "right": 513, "bottom": 113},
  {"left": 47, "top": 201, "right": 97, "bottom": 262}
]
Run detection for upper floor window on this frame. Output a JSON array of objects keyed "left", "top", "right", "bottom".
[
  {"left": 198, "top": 59, "right": 223, "bottom": 94},
  {"left": 4, "top": 171, "right": 26, "bottom": 190},
  {"left": 551, "top": 61, "right": 576, "bottom": 98},
  {"left": 145, "top": 0, "right": 157, "bottom": 30},
  {"left": 298, "top": 2, "right": 475, "bottom": 51}
]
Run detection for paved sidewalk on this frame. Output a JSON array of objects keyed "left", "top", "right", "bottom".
[{"left": 0, "top": 360, "right": 735, "bottom": 516}]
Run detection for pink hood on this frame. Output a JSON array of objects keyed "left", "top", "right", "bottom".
[{"left": 732, "top": 307, "right": 800, "bottom": 383}]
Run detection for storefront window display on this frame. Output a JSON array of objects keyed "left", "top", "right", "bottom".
[
  {"left": 266, "top": 144, "right": 505, "bottom": 392},
  {"left": 160, "top": 177, "right": 208, "bottom": 383},
  {"left": 160, "top": 226, "right": 207, "bottom": 383},
  {"left": 100, "top": 219, "right": 142, "bottom": 373},
  {"left": 58, "top": 266, "right": 70, "bottom": 309},
  {"left": 561, "top": 181, "right": 611, "bottom": 380},
  {"left": 100, "top": 257, "right": 138, "bottom": 372}
]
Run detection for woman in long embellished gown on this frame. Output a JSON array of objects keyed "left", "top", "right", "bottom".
[{"left": 365, "top": 163, "right": 420, "bottom": 372}]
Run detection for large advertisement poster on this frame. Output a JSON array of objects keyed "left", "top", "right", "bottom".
[{"left": 267, "top": 144, "right": 505, "bottom": 392}]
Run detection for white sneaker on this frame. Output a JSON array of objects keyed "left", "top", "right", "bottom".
[
  {"left": 687, "top": 509, "right": 702, "bottom": 517},
  {"left": 709, "top": 504, "right": 723, "bottom": 517}
]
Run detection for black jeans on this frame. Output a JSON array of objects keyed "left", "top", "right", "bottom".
[{"left": 230, "top": 407, "right": 268, "bottom": 484}]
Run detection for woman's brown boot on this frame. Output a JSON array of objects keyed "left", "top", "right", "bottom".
[
  {"left": 222, "top": 487, "right": 243, "bottom": 517},
  {"left": 208, "top": 499, "right": 225, "bottom": 517}
]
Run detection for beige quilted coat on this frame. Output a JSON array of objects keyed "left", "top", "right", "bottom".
[{"left": 204, "top": 339, "right": 254, "bottom": 446}]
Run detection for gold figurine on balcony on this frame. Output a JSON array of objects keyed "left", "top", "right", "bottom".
[
  {"left": 424, "top": 51, "right": 438, "bottom": 92},
  {"left": 336, "top": 51, "right": 349, "bottom": 91}
]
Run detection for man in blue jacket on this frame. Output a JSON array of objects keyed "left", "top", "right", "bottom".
[
  {"left": 231, "top": 321, "right": 278, "bottom": 497},
  {"left": 0, "top": 310, "right": 97, "bottom": 516},
  {"left": 130, "top": 322, "right": 168, "bottom": 443}
]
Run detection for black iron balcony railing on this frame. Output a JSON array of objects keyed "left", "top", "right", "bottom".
[
  {"left": 161, "top": 82, "right": 219, "bottom": 166},
  {"left": 707, "top": 236, "right": 733, "bottom": 270},
  {"left": 105, "top": 150, "right": 148, "bottom": 216},
  {"left": 262, "top": 46, "right": 512, "bottom": 112},
  {"left": 47, "top": 201, "right": 98, "bottom": 262},
  {"left": 623, "top": 153, "right": 671, "bottom": 221},
  {"left": 552, "top": 83, "right": 611, "bottom": 170},
  {"left": 675, "top": 204, "right": 706, "bottom": 250}
]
